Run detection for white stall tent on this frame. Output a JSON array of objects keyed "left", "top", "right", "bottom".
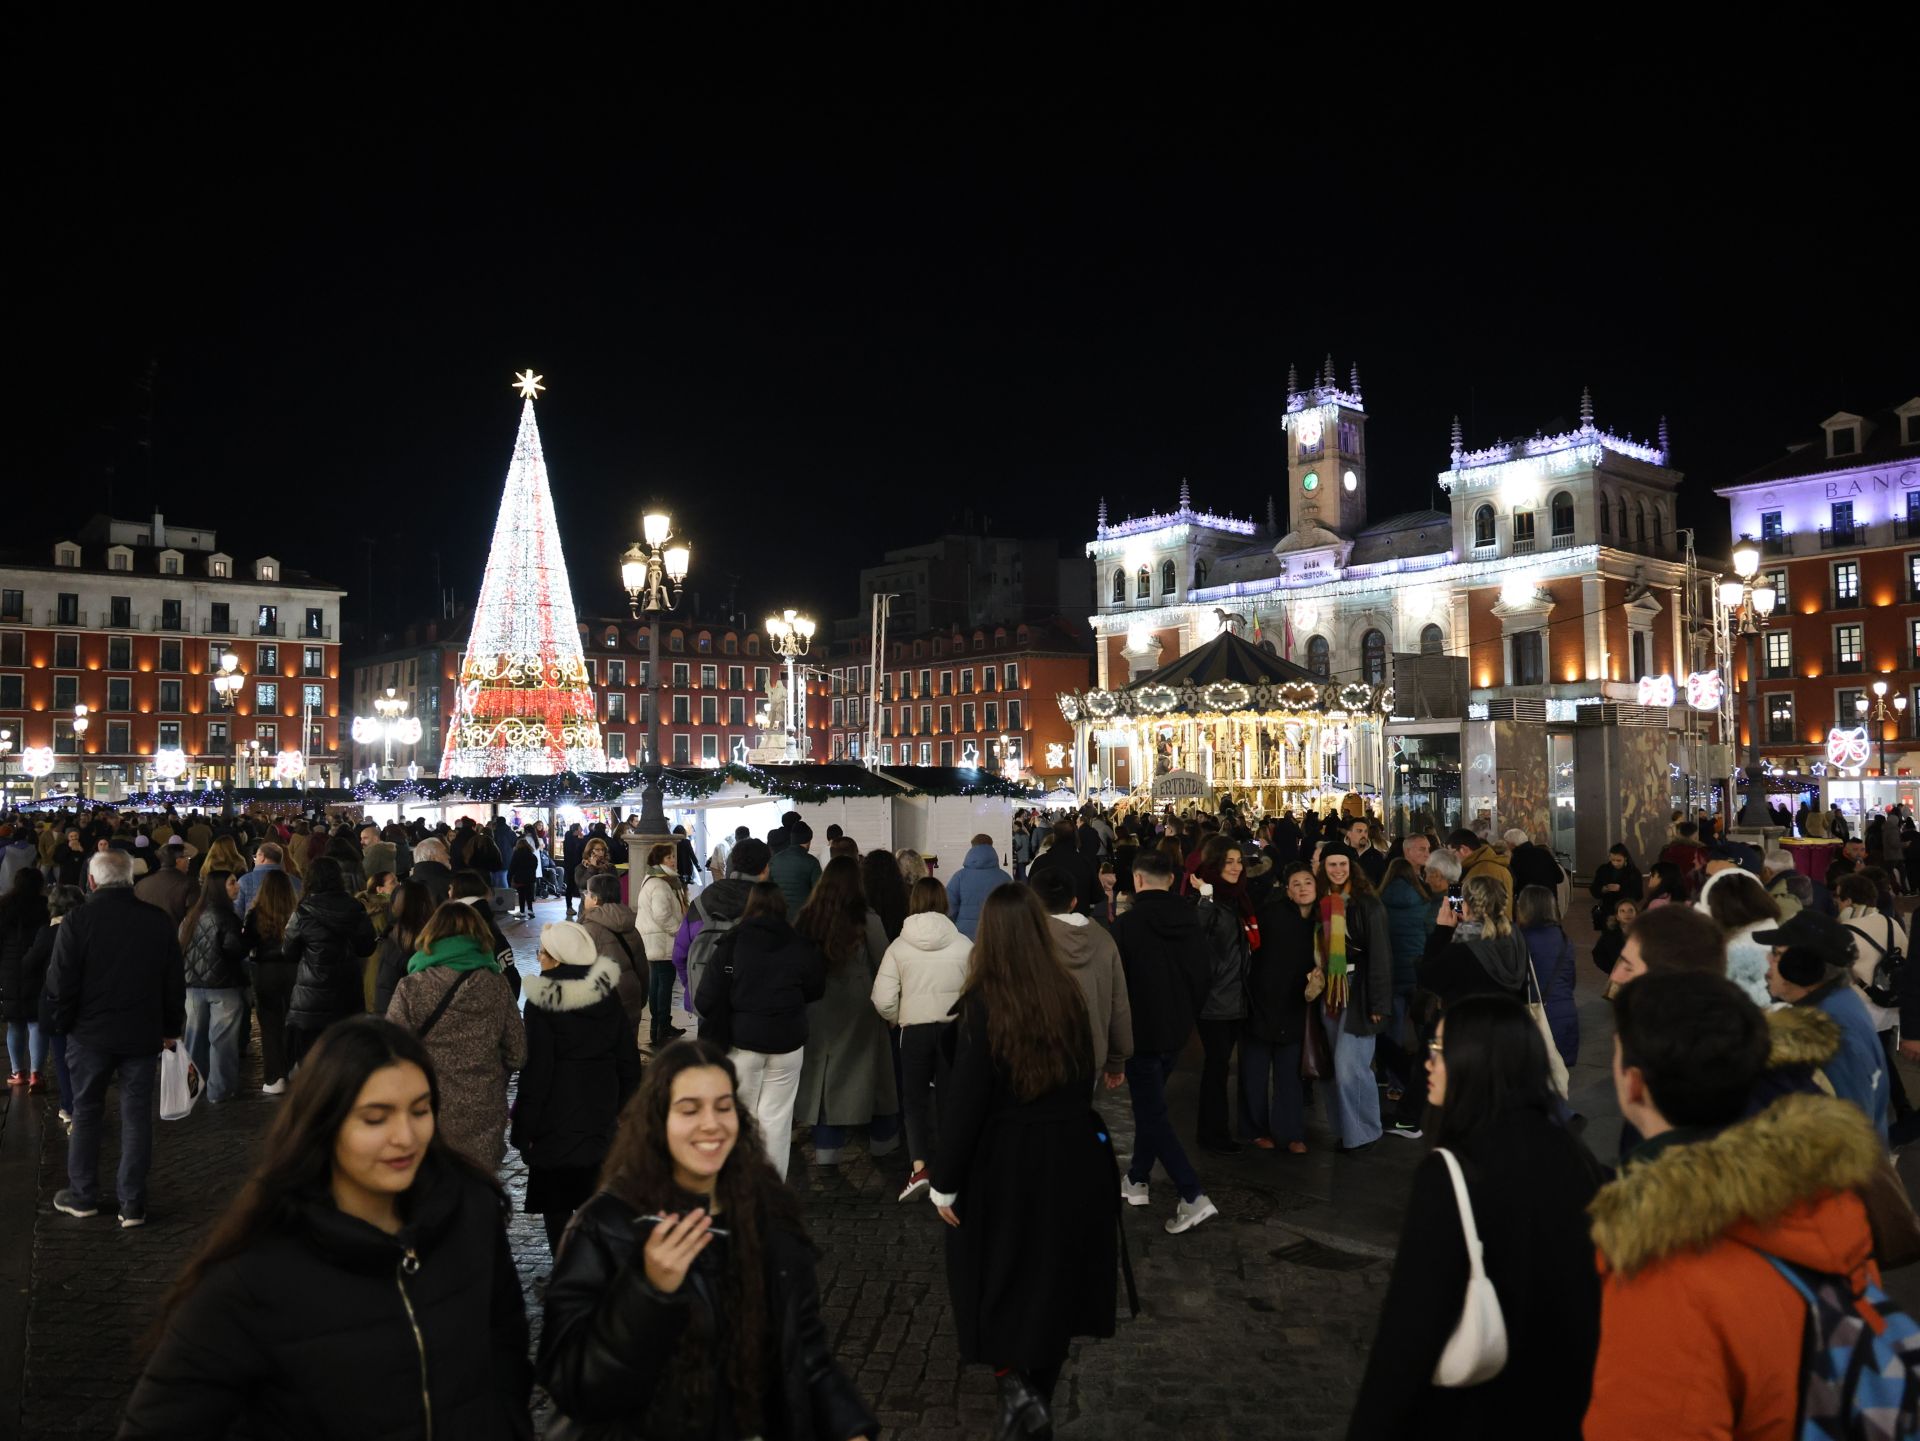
[{"left": 890, "top": 792, "right": 1015, "bottom": 879}]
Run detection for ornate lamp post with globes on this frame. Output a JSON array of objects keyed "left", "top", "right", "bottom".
[
  {"left": 764, "top": 609, "right": 815, "bottom": 761},
  {"left": 1721, "top": 536, "right": 1778, "bottom": 829},
  {"left": 1855, "top": 681, "right": 1907, "bottom": 805},
  {"left": 620, "top": 511, "right": 691, "bottom": 837},
  {"left": 352, "top": 687, "right": 422, "bottom": 779}
]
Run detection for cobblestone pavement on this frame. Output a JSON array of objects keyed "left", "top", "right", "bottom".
[{"left": 11, "top": 892, "right": 1913, "bottom": 1440}]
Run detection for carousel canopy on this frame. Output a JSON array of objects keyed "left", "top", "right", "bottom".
[{"left": 1127, "top": 630, "right": 1319, "bottom": 690}]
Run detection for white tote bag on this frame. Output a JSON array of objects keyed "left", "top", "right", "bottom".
[
  {"left": 1525, "top": 955, "right": 1571, "bottom": 1098},
  {"left": 158, "top": 1044, "right": 202, "bottom": 1121},
  {"left": 1432, "top": 1147, "right": 1509, "bottom": 1387}
]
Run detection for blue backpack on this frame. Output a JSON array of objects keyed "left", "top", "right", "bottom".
[{"left": 1759, "top": 1252, "right": 1920, "bottom": 1439}]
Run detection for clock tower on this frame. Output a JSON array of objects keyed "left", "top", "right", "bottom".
[{"left": 1280, "top": 356, "right": 1369, "bottom": 537}]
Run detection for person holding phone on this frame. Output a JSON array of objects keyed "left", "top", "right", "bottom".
[{"left": 539, "top": 1039, "right": 876, "bottom": 1441}]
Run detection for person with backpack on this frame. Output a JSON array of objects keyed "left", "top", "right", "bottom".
[
  {"left": 673, "top": 839, "right": 769, "bottom": 1042},
  {"left": 1833, "top": 871, "right": 1913, "bottom": 1127},
  {"left": 1585, "top": 971, "right": 1895, "bottom": 1440},
  {"left": 635, "top": 842, "right": 687, "bottom": 1044}
]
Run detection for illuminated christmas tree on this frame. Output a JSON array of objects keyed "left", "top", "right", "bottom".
[{"left": 440, "top": 371, "right": 608, "bottom": 777}]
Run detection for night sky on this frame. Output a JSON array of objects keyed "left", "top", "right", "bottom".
[{"left": 19, "top": 69, "right": 1914, "bottom": 643}]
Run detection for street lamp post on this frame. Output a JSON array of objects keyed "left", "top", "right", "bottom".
[
  {"left": 1721, "top": 537, "right": 1779, "bottom": 829},
  {"left": 71, "top": 704, "right": 89, "bottom": 801},
  {"left": 764, "top": 609, "right": 816, "bottom": 761},
  {"left": 211, "top": 650, "right": 247, "bottom": 812},
  {"left": 352, "top": 687, "right": 420, "bottom": 779},
  {"left": 620, "top": 511, "right": 691, "bottom": 837},
  {"left": 0, "top": 727, "right": 12, "bottom": 805},
  {"left": 1855, "top": 681, "right": 1908, "bottom": 811}
]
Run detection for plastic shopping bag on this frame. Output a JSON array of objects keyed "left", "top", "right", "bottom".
[{"left": 159, "top": 1044, "right": 202, "bottom": 1121}]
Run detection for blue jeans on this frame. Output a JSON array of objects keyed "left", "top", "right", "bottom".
[
  {"left": 1125, "top": 1050, "right": 1201, "bottom": 1203},
  {"left": 812, "top": 1114, "right": 901, "bottom": 1157},
  {"left": 1240, "top": 1037, "right": 1305, "bottom": 1143},
  {"left": 1320, "top": 1008, "right": 1382, "bottom": 1148},
  {"left": 7, "top": 1020, "right": 48, "bottom": 1075},
  {"left": 183, "top": 987, "right": 247, "bottom": 1102},
  {"left": 65, "top": 1041, "right": 157, "bottom": 1214}
]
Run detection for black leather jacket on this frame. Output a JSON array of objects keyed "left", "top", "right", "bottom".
[
  {"left": 181, "top": 904, "right": 248, "bottom": 990},
  {"left": 538, "top": 1191, "right": 876, "bottom": 1441},
  {"left": 282, "top": 889, "right": 377, "bottom": 1032}
]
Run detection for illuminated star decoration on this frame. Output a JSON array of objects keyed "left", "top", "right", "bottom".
[{"left": 512, "top": 369, "right": 546, "bottom": 400}]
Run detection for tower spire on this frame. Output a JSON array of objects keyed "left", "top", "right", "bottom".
[
  {"left": 1322, "top": 353, "right": 1336, "bottom": 389},
  {"left": 1178, "top": 477, "right": 1192, "bottom": 512},
  {"left": 1266, "top": 494, "right": 1278, "bottom": 533},
  {"left": 1286, "top": 362, "right": 1299, "bottom": 397},
  {"left": 1580, "top": 386, "right": 1595, "bottom": 431},
  {"left": 1450, "top": 415, "right": 1464, "bottom": 461},
  {"left": 1097, "top": 495, "right": 1108, "bottom": 530},
  {"left": 1658, "top": 415, "right": 1671, "bottom": 456},
  {"left": 1349, "top": 362, "right": 1361, "bottom": 397}
]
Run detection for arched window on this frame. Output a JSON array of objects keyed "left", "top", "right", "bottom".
[
  {"left": 1160, "top": 559, "right": 1177, "bottom": 594},
  {"left": 669, "top": 630, "right": 685, "bottom": 653},
  {"left": 1111, "top": 570, "right": 1125, "bottom": 604},
  {"left": 696, "top": 632, "right": 713, "bottom": 652},
  {"left": 1473, "top": 504, "right": 1496, "bottom": 547},
  {"left": 1420, "top": 623, "right": 1444, "bottom": 656},
  {"left": 723, "top": 634, "right": 737, "bottom": 654},
  {"left": 1136, "top": 566, "right": 1151, "bottom": 599},
  {"left": 1307, "top": 635, "right": 1330, "bottom": 678},
  {"left": 1361, "top": 628, "right": 1387, "bottom": 684},
  {"left": 1654, "top": 504, "right": 1670, "bottom": 552},
  {"left": 1599, "top": 491, "right": 1612, "bottom": 536},
  {"left": 1616, "top": 498, "right": 1628, "bottom": 539},
  {"left": 746, "top": 635, "right": 760, "bottom": 655},
  {"left": 604, "top": 627, "right": 618, "bottom": 648},
  {"left": 1634, "top": 502, "right": 1647, "bottom": 544},
  {"left": 1550, "top": 491, "right": 1575, "bottom": 537},
  {"left": 1194, "top": 559, "right": 1208, "bottom": 588}
]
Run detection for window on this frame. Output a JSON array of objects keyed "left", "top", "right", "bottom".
[
  {"left": 701, "top": 735, "right": 719, "bottom": 762},
  {"left": 158, "top": 678, "right": 181, "bottom": 713},
  {"left": 1473, "top": 505, "right": 1496, "bottom": 547},
  {"left": 160, "top": 640, "right": 182, "bottom": 672},
  {"left": 258, "top": 644, "right": 278, "bottom": 671},
  {"left": 1767, "top": 695, "right": 1796, "bottom": 744},
  {"left": 304, "top": 647, "right": 324, "bottom": 676},
  {"left": 1160, "top": 559, "right": 1177, "bottom": 594},
  {"left": 1420, "top": 623, "right": 1444, "bottom": 656},
  {"left": 606, "top": 732, "right": 627, "bottom": 762},
  {"left": 109, "top": 551, "right": 129, "bottom": 572},
  {"left": 1764, "top": 569, "right": 1788, "bottom": 609},
  {"left": 746, "top": 635, "right": 760, "bottom": 655},
  {"left": 0, "top": 676, "right": 19, "bottom": 708},
  {"left": 729, "top": 696, "right": 746, "bottom": 725},
  {"left": 57, "top": 593, "right": 79, "bottom": 625},
  {"left": 832, "top": 734, "right": 846, "bottom": 759},
  {"left": 302, "top": 683, "right": 324, "bottom": 711},
  {"left": 208, "top": 602, "right": 228, "bottom": 633},
  {"left": 1599, "top": 496, "right": 1611, "bottom": 536},
  {"left": 256, "top": 682, "right": 278, "bottom": 709},
  {"left": 1004, "top": 663, "right": 1019, "bottom": 689},
  {"left": 0, "top": 590, "right": 18, "bottom": 620},
  {"left": 58, "top": 548, "right": 76, "bottom": 567},
  {"left": 583, "top": 659, "right": 596, "bottom": 684},
  {"left": 1633, "top": 505, "right": 1646, "bottom": 543},
  {"left": 697, "top": 694, "right": 716, "bottom": 724},
  {"left": 728, "top": 665, "right": 744, "bottom": 691},
  {"left": 110, "top": 596, "right": 132, "bottom": 628},
  {"left": 1511, "top": 631, "right": 1545, "bottom": 686},
  {"left": 210, "top": 559, "right": 228, "bottom": 578},
  {"left": 1616, "top": 498, "right": 1628, "bottom": 538},
  {"left": 673, "top": 735, "right": 691, "bottom": 764},
  {"left": 985, "top": 701, "right": 999, "bottom": 730},
  {"left": 252, "top": 605, "right": 276, "bottom": 636},
  {"left": 305, "top": 609, "right": 324, "bottom": 638},
  {"left": 1911, "top": 618, "right": 1920, "bottom": 668},
  {"left": 107, "top": 721, "right": 129, "bottom": 754},
  {"left": 1111, "top": 570, "right": 1126, "bottom": 604},
  {"left": 668, "top": 631, "right": 685, "bottom": 653},
  {"left": 1831, "top": 501, "right": 1856, "bottom": 539},
  {"left": 882, "top": 743, "right": 895, "bottom": 764},
  {"left": 754, "top": 667, "right": 769, "bottom": 692},
  {"left": 158, "top": 721, "right": 181, "bottom": 749},
  {"left": 697, "top": 634, "right": 713, "bottom": 653},
  {"left": 1831, "top": 426, "right": 1857, "bottom": 457},
  {"left": 1834, "top": 560, "right": 1861, "bottom": 605},
  {"left": 1764, "top": 630, "right": 1792, "bottom": 678},
  {"left": 962, "top": 702, "right": 976, "bottom": 731},
  {"left": 1307, "top": 636, "right": 1330, "bottom": 678},
  {"left": 940, "top": 741, "right": 954, "bottom": 767},
  {"left": 1549, "top": 492, "right": 1575, "bottom": 537},
  {"left": 1136, "top": 566, "right": 1151, "bottom": 599},
  {"left": 1007, "top": 699, "right": 1023, "bottom": 728},
  {"left": 919, "top": 705, "right": 932, "bottom": 733},
  {"left": 1512, "top": 510, "right": 1536, "bottom": 548},
  {"left": 107, "top": 678, "right": 130, "bottom": 711},
  {"left": 162, "top": 554, "right": 179, "bottom": 575},
  {"left": 941, "top": 671, "right": 953, "bottom": 696},
  {"left": 108, "top": 636, "right": 131, "bottom": 670},
  {"left": 1835, "top": 623, "right": 1864, "bottom": 672},
  {"left": 723, "top": 634, "right": 737, "bottom": 654},
  {"left": 832, "top": 697, "right": 845, "bottom": 726},
  {"left": 983, "top": 665, "right": 997, "bottom": 692},
  {"left": 1361, "top": 629, "right": 1387, "bottom": 684},
  {"left": 53, "top": 720, "right": 77, "bottom": 754},
  {"left": 957, "top": 668, "right": 972, "bottom": 694},
  {"left": 206, "top": 720, "right": 228, "bottom": 755},
  {"left": 939, "top": 705, "right": 953, "bottom": 733},
  {"left": 672, "top": 663, "right": 689, "bottom": 688},
  {"left": 55, "top": 635, "right": 78, "bottom": 668},
  {"left": 606, "top": 691, "right": 626, "bottom": 722},
  {"left": 0, "top": 633, "right": 16, "bottom": 666},
  {"left": 1837, "top": 689, "right": 1865, "bottom": 727},
  {"left": 1631, "top": 631, "right": 1651, "bottom": 682},
  {"left": 700, "top": 664, "right": 717, "bottom": 689}
]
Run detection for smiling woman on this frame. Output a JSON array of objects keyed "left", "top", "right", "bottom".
[{"left": 118, "top": 1018, "right": 534, "bottom": 1438}]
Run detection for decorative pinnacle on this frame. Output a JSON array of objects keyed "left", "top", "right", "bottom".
[
  {"left": 512, "top": 369, "right": 546, "bottom": 400},
  {"left": 1450, "top": 415, "right": 1464, "bottom": 456},
  {"left": 1349, "top": 362, "right": 1361, "bottom": 396},
  {"left": 1286, "top": 362, "right": 1299, "bottom": 395},
  {"left": 1579, "top": 386, "right": 1595, "bottom": 429},
  {"left": 1178, "top": 477, "right": 1192, "bottom": 510},
  {"left": 1658, "top": 415, "right": 1671, "bottom": 454},
  {"left": 1322, "top": 353, "right": 1335, "bottom": 388},
  {"left": 1097, "top": 496, "right": 1108, "bottom": 528},
  {"left": 1266, "top": 495, "right": 1279, "bottom": 532}
]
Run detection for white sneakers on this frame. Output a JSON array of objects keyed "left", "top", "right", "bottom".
[
  {"left": 1165, "top": 1194, "right": 1218, "bottom": 1235},
  {"left": 261, "top": 1079, "right": 287, "bottom": 1096},
  {"left": 1120, "top": 1177, "right": 1151, "bottom": 1207}
]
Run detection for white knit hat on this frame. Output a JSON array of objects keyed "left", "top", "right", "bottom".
[{"left": 540, "top": 921, "right": 598, "bottom": 968}]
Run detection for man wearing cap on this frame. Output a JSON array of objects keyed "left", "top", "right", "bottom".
[
  {"left": 135, "top": 840, "right": 197, "bottom": 927},
  {"left": 1758, "top": 910, "right": 1888, "bottom": 1138}
]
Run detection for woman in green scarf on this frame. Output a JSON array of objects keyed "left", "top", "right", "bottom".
[
  {"left": 385, "top": 901, "right": 527, "bottom": 1169},
  {"left": 1313, "top": 843, "right": 1394, "bottom": 1153}
]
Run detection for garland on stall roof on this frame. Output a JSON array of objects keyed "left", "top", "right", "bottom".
[{"left": 348, "top": 764, "right": 1039, "bottom": 808}]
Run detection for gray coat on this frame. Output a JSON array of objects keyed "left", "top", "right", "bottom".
[
  {"left": 385, "top": 964, "right": 526, "bottom": 1170},
  {"left": 580, "top": 901, "right": 646, "bottom": 1030},
  {"left": 794, "top": 912, "right": 899, "bottom": 1128}
]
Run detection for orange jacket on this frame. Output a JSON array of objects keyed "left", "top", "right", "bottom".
[{"left": 1584, "top": 1093, "right": 1882, "bottom": 1440}]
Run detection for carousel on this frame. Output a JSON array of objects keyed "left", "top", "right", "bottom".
[{"left": 1056, "top": 630, "right": 1390, "bottom": 814}]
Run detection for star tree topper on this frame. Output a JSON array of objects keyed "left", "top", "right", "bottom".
[{"left": 513, "top": 369, "right": 546, "bottom": 399}]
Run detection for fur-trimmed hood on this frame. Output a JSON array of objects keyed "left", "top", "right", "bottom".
[
  {"left": 1764, "top": 1002, "right": 1840, "bottom": 1068},
  {"left": 523, "top": 956, "right": 622, "bottom": 1014},
  {"left": 1589, "top": 1092, "right": 1881, "bottom": 1279}
]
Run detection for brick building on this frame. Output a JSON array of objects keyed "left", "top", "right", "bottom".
[
  {"left": 808, "top": 619, "right": 1090, "bottom": 783},
  {"left": 0, "top": 512, "right": 347, "bottom": 800},
  {"left": 1716, "top": 397, "right": 1920, "bottom": 815}
]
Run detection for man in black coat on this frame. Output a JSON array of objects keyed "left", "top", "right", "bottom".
[
  {"left": 1029, "top": 820, "right": 1099, "bottom": 916},
  {"left": 43, "top": 849, "right": 184, "bottom": 1227},
  {"left": 408, "top": 837, "right": 454, "bottom": 908},
  {"left": 1110, "top": 850, "right": 1217, "bottom": 1236},
  {"left": 1505, "top": 826, "right": 1564, "bottom": 899}
]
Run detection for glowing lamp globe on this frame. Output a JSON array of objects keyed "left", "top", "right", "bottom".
[
  {"left": 664, "top": 544, "right": 691, "bottom": 583},
  {"left": 642, "top": 512, "right": 671, "bottom": 547},
  {"left": 1731, "top": 538, "right": 1760, "bottom": 579},
  {"left": 1719, "top": 581, "right": 1746, "bottom": 609},
  {"left": 1752, "top": 585, "right": 1777, "bottom": 616},
  {"left": 620, "top": 544, "right": 647, "bottom": 595}
]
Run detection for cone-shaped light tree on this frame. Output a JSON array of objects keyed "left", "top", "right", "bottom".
[{"left": 440, "top": 372, "right": 607, "bottom": 777}]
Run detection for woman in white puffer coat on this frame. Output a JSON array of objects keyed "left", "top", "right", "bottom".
[{"left": 872, "top": 876, "right": 972, "bottom": 1202}]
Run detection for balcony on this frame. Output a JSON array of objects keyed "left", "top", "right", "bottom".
[
  {"left": 1510, "top": 535, "right": 1537, "bottom": 555},
  {"left": 1830, "top": 589, "right": 1862, "bottom": 610},
  {"left": 1762, "top": 534, "right": 1792, "bottom": 557},
  {"left": 1550, "top": 531, "right": 1579, "bottom": 551},
  {"left": 204, "top": 617, "right": 233, "bottom": 635},
  {"left": 1834, "top": 655, "right": 1865, "bottom": 675},
  {"left": 148, "top": 614, "right": 186, "bottom": 632},
  {"left": 1819, "top": 525, "right": 1863, "bottom": 550},
  {"left": 254, "top": 621, "right": 287, "bottom": 637}
]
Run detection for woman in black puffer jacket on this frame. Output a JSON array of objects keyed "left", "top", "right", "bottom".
[
  {"left": 282, "top": 858, "right": 378, "bottom": 1067},
  {"left": 1, "top": 868, "right": 51, "bottom": 1089},
  {"left": 180, "top": 870, "right": 249, "bottom": 1102},
  {"left": 118, "top": 1018, "right": 532, "bottom": 1439}
]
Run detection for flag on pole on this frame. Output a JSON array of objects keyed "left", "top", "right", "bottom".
[{"left": 1282, "top": 601, "right": 1295, "bottom": 660}]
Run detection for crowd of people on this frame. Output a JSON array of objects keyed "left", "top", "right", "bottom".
[{"left": 3, "top": 793, "right": 1918, "bottom": 1437}]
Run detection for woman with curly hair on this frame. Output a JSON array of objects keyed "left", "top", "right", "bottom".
[{"left": 539, "top": 1039, "right": 876, "bottom": 1440}]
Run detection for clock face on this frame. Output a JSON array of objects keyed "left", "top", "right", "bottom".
[
  {"left": 1343, "top": 470, "right": 1358, "bottom": 492},
  {"left": 1295, "top": 411, "right": 1322, "bottom": 451},
  {"left": 1302, "top": 471, "right": 1319, "bottom": 492}
]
